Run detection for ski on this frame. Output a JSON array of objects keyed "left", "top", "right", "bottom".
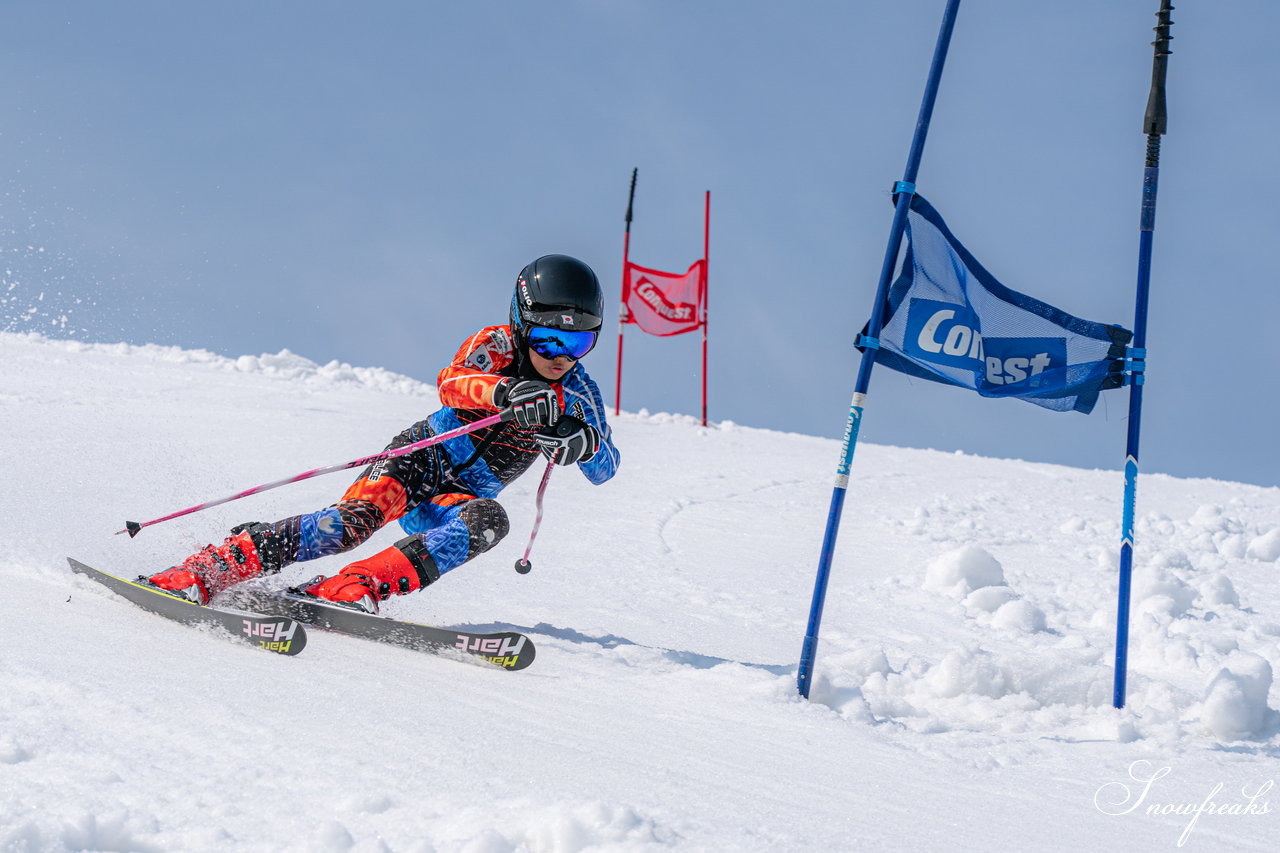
[
  {"left": 226, "top": 588, "right": 535, "bottom": 671},
  {"left": 67, "top": 558, "right": 307, "bottom": 656}
]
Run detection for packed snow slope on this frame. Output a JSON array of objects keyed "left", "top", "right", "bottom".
[{"left": 2, "top": 331, "right": 1278, "bottom": 853}]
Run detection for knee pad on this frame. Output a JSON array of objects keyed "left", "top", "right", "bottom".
[{"left": 457, "top": 499, "right": 509, "bottom": 555}]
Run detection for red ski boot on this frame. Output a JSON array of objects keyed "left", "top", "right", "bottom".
[
  {"left": 300, "top": 537, "right": 439, "bottom": 614},
  {"left": 147, "top": 523, "right": 282, "bottom": 604}
]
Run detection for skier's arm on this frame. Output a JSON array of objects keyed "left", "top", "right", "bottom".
[
  {"left": 436, "top": 327, "right": 515, "bottom": 410},
  {"left": 561, "top": 369, "right": 620, "bottom": 485}
]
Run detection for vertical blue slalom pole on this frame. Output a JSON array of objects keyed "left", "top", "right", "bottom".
[
  {"left": 1114, "top": 0, "right": 1174, "bottom": 709},
  {"left": 797, "top": 0, "right": 963, "bottom": 699}
]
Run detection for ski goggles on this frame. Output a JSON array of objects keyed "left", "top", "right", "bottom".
[{"left": 527, "top": 325, "right": 598, "bottom": 360}]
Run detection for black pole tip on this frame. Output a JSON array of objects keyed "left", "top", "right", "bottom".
[
  {"left": 515, "top": 559, "right": 532, "bottom": 574},
  {"left": 125, "top": 521, "right": 142, "bottom": 538}
]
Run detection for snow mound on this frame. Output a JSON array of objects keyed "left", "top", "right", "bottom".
[
  {"left": 0, "top": 811, "right": 165, "bottom": 853},
  {"left": 0, "top": 735, "right": 33, "bottom": 765},
  {"left": 388, "top": 801, "right": 677, "bottom": 853},
  {"left": 816, "top": 641, "right": 1119, "bottom": 746},
  {"left": 990, "top": 599, "right": 1048, "bottom": 633},
  {"left": 1246, "top": 527, "right": 1280, "bottom": 562},
  {"left": 1197, "top": 573, "right": 1240, "bottom": 608},
  {"left": 963, "top": 585, "right": 1018, "bottom": 613},
  {"left": 3, "top": 332, "right": 435, "bottom": 396},
  {"left": 923, "top": 545, "right": 1005, "bottom": 596},
  {"left": 919, "top": 649, "right": 1014, "bottom": 700},
  {"left": 230, "top": 349, "right": 432, "bottom": 395},
  {"left": 1134, "top": 567, "right": 1198, "bottom": 619},
  {"left": 1200, "top": 653, "right": 1278, "bottom": 741}
]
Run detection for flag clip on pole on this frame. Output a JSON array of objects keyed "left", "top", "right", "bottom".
[
  {"left": 616, "top": 168, "right": 638, "bottom": 416},
  {"left": 1114, "top": 0, "right": 1174, "bottom": 710},
  {"left": 797, "top": 0, "right": 963, "bottom": 700}
]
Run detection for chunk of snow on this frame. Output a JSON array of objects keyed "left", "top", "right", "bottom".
[
  {"left": 923, "top": 545, "right": 1005, "bottom": 596},
  {"left": 1197, "top": 573, "right": 1240, "bottom": 608},
  {"left": 991, "top": 599, "right": 1047, "bottom": 633},
  {"left": 963, "top": 585, "right": 1017, "bottom": 613},
  {"left": 1201, "top": 654, "right": 1276, "bottom": 741},
  {"left": 1134, "top": 568, "right": 1196, "bottom": 618},
  {"left": 1246, "top": 528, "right": 1280, "bottom": 562},
  {"left": 919, "top": 650, "right": 1012, "bottom": 700}
]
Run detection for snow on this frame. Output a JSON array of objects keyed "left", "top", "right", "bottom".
[
  {"left": 1, "top": 330, "right": 1278, "bottom": 852},
  {"left": 923, "top": 544, "right": 1006, "bottom": 595},
  {"left": 1202, "top": 655, "right": 1278, "bottom": 742},
  {"left": 1246, "top": 528, "right": 1280, "bottom": 563}
]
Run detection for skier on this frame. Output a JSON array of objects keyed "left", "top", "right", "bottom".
[{"left": 145, "top": 254, "right": 620, "bottom": 614}]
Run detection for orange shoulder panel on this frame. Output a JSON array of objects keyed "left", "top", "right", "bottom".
[{"left": 437, "top": 326, "right": 516, "bottom": 411}]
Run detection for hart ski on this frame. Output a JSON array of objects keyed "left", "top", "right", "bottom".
[
  {"left": 226, "top": 588, "right": 535, "bottom": 671},
  {"left": 67, "top": 558, "right": 306, "bottom": 655}
]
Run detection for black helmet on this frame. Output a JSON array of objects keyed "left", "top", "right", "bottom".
[{"left": 509, "top": 254, "right": 604, "bottom": 354}]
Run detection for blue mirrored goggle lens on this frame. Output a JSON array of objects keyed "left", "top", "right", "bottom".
[{"left": 527, "top": 326, "right": 597, "bottom": 360}]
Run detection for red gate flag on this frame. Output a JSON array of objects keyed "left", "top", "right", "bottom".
[
  {"left": 614, "top": 177, "right": 710, "bottom": 425},
  {"left": 621, "top": 259, "right": 705, "bottom": 337}
]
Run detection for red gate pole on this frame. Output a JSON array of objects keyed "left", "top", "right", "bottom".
[{"left": 701, "top": 190, "right": 710, "bottom": 426}]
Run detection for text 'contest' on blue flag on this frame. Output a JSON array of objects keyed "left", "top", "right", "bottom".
[{"left": 863, "top": 194, "right": 1134, "bottom": 414}]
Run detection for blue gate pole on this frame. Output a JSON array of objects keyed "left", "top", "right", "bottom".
[
  {"left": 1114, "top": 0, "right": 1174, "bottom": 709},
  {"left": 797, "top": 0, "right": 963, "bottom": 699}
]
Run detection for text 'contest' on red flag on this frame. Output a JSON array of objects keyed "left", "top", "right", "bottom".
[{"left": 621, "top": 260, "right": 706, "bottom": 337}]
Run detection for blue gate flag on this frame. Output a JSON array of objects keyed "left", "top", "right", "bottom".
[{"left": 867, "top": 194, "right": 1133, "bottom": 414}]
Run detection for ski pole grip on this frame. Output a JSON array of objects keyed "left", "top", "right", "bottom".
[{"left": 1144, "top": 0, "right": 1173, "bottom": 136}]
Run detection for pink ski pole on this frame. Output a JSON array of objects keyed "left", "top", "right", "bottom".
[
  {"left": 118, "top": 410, "right": 513, "bottom": 538},
  {"left": 514, "top": 461, "right": 554, "bottom": 574}
]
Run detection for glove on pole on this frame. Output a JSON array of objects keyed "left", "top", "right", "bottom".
[
  {"left": 533, "top": 415, "right": 601, "bottom": 466},
  {"left": 493, "top": 379, "right": 560, "bottom": 428}
]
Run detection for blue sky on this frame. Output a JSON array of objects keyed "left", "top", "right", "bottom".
[{"left": 3, "top": 1, "right": 1277, "bottom": 487}]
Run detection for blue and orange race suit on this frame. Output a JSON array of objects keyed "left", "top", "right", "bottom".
[{"left": 262, "top": 325, "right": 619, "bottom": 575}]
